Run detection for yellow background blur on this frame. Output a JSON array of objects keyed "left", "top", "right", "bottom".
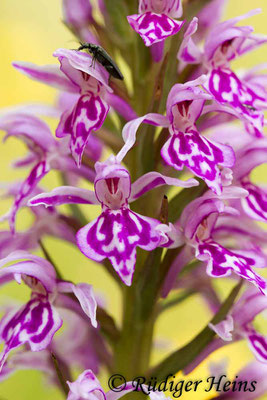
[{"left": 0, "top": 0, "right": 267, "bottom": 399}]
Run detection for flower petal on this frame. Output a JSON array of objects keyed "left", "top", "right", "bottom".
[
  {"left": 57, "top": 281, "right": 97, "bottom": 328},
  {"left": 56, "top": 93, "right": 109, "bottom": 167},
  {"left": 9, "top": 161, "right": 50, "bottom": 233},
  {"left": 117, "top": 113, "right": 169, "bottom": 162},
  {"left": 205, "top": 68, "right": 265, "bottom": 137},
  {"left": 127, "top": 12, "right": 185, "bottom": 46},
  {"left": 209, "top": 315, "right": 234, "bottom": 341},
  {"left": 130, "top": 171, "right": 198, "bottom": 201},
  {"left": 0, "top": 295, "right": 62, "bottom": 372},
  {"left": 241, "top": 180, "right": 267, "bottom": 223},
  {"left": 247, "top": 333, "right": 267, "bottom": 363},
  {"left": 105, "top": 93, "right": 138, "bottom": 121},
  {"left": 177, "top": 17, "right": 203, "bottom": 71},
  {"left": 62, "top": 0, "right": 93, "bottom": 28},
  {"left": 54, "top": 48, "right": 110, "bottom": 91},
  {"left": 67, "top": 369, "right": 106, "bottom": 400},
  {"left": 0, "top": 112, "right": 55, "bottom": 152},
  {"left": 139, "top": 0, "right": 183, "bottom": 19},
  {"left": 12, "top": 61, "right": 78, "bottom": 93},
  {"left": 197, "top": 241, "right": 267, "bottom": 295},
  {"left": 28, "top": 186, "right": 98, "bottom": 207},
  {"left": 161, "top": 129, "right": 235, "bottom": 194},
  {"left": 76, "top": 209, "right": 161, "bottom": 286}
]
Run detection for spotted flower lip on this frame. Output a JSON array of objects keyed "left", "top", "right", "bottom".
[
  {"left": 13, "top": 50, "right": 137, "bottom": 167},
  {"left": 163, "top": 186, "right": 267, "bottom": 297},
  {"left": 127, "top": 0, "right": 185, "bottom": 47},
  {"left": 0, "top": 251, "right": 98, "bottom": 371},
  {"left": 177, "top": 10, "right": 267, "bottom": 137},
  {"left": 118, "top": 76, "right": 235, "bottom": 195},
  {"left": 28, "top": 155, "right": 198, "bottom": 286}
]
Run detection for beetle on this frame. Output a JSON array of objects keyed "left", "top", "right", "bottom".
[{"left": 77, "top": 42, "right": 124, "bottom": 80}]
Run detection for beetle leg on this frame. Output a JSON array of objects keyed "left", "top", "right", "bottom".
[{"left": 90, "top": 56, "right": 95, "bottom": 68}]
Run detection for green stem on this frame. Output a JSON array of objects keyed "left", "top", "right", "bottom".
[
  {"left": 39, "top": 240, "right": 64, "bottom": 280},
  {"left": 51, "top": 353, "right": 70, "bottom": 396}
]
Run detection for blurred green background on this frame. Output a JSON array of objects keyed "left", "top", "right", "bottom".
[{"left": 0, "top": 0, "right": 267, "bottom": 399}]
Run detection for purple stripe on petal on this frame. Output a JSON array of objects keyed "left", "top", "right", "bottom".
[
  {"left": 205, "top": 68, "right": 265, "bottom": 137},
  {"left": 247, "top": 333, "right": 267, "bottom": 363},
  {"left": 130, "top": 171, "right": 198, "bottom": 201},
  {"left": 0, "top": 295, "right": 62, "bottom": 371},
  {"left": 161, "top": 129, "right": 234, "bottom": 194},
  {"left": 56, "top": 93, "right": 109, "bottom": 167},
  {"left": 9, "top": 161, "right": 49, "bottom": 233},
  {"left": 76, "top": 208, "right": 161, "bottom": 286},
  {"left": 197, "top": 241, "right": 267, "bottom": 295},
  {"left": 241, "top": 180, "right": 267, "bottom": 223},
  {"left": 127, "top": 12, "right": 185, "bottom": 46},
  {"left": 12, "top": 62, "right": 78, "bottom": 93},
  {"left": 28, "top": 186, "right": 98, "bottom": 207}
]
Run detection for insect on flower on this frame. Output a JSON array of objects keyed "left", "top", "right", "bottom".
[{"left": 77, "top": 42, "right": 124, "bottom": 80}]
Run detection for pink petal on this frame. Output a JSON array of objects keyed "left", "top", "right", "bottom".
[
  {"left": 139, "top": 0, "right": 183, "bottom": 19},
  {"left": 56, "top": 93, "right": 109, "bottom": 167},
  {"left": 28, "top": 186, "right": 98, "bottom": 207},
  {"left": 177, "top": 17, "right": 203, "bottom": 72},
  {"left": 247, "top": 333, "right": 267, "bottom": 363},
  {"left": 62, "top": 0, "right": 93, "bottom": 28},
  {"left": 241, "top": 180, "right": 267, "bottom": 223},
  {"left": 76, "top": 209, "right": 161, "bottom": 286},
  {"left": 0, "top": 112, "right": 55, "bottom": 152},
  {"left": 205, "top": 68, "right": 265, "bottom": 137},
  {"left": 161, "top": 129, "right": 235, "bottom": 195},
  {"left": 117, "top": 113, "right": 169, "bottom": 162},
  {"left": 58, "top": 282, "right": 97, "bottom": 328},
  {"left": 0, "top": 295, "right": 62, "bottom": 372},
  {"left": 54, "top": 48, "right": 110, "bottom": 91},
  {"left": 209, "top": 315, "right": 234, "bottom": 341},
  {"left": 9, "top": 161, "right": 50, "bottom": 233},
  {"left": 105, "top": 93, "right": 138, "bottom": 121},
  {"left": 130, "top": 171, "right": 198, "bottom": 201},
  {"left": 197, "top": 241, "right": 267, "bottom": 295},
  {"left": 13, "top": 61, "right": 78, "bottom": 93},
  {"left": 67, "top": 369, "right": 105, "bottom": 400},
  {"left": 127, "top": 12, "right": 185, "bottom": 46}
]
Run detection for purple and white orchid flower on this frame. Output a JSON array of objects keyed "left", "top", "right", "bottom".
[
  {"left": 28, "top": 155, "right": 197, "bottom": 285},
  {"left": 232, "top": 138, "right": 267, "bottom": 223},
  {"left": 13, "top": 49, "right": 137, "bottom": 167},
  {"left": 162, "top": 187, "right": 267, "bottom": 297},
  {"left": 209, "top": 288, "right": 267, "bottom": 364},
  {"left": 127, "top": 0, "right": 185, "bottom": 49},
  {"left": 67, "top": 368, "right": 171, "bottom": 400},
  {"left": 0, "top": 112, "right": 96, "bottom": 233},
  {"left": 118, "top": 76, "right": 235, "bottom": 195},
  {"left": 209, "top": 125, "right": 267, "bottom": 223},
  {"left": 0, "top": 251, "right": 97, "bottom": 371},
  {"left": 178, "top": 10, "right": 267, "bottom": 137}
]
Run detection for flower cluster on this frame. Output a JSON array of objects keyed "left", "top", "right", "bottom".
[{"left": 1, "top": 0, "right": 267, "bottom": 399}]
